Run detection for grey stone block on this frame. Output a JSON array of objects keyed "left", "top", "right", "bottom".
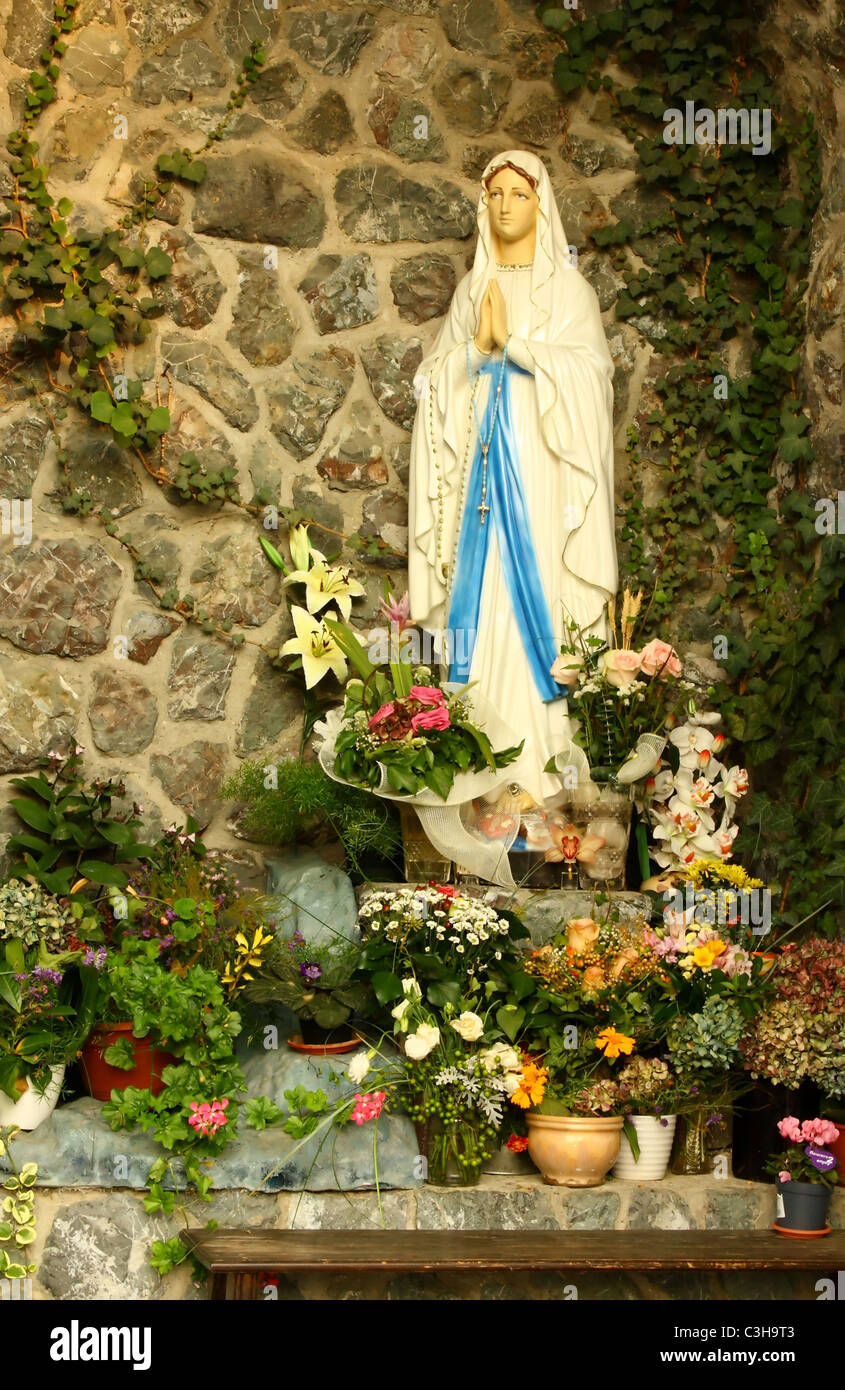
[
  {"left": 415, "top": 1186, "right": 557, "bottom": 1230},
  {"left": 40, "top": 1193, "right": 175, "bottom": 1301},
  {"left": 626, "top": 1188, "right": 695, "bottom": 1230},
  {"left": 559, "top": 1188, "right": 620, "bottom": 1230}
]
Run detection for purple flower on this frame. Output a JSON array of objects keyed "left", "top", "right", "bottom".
[
  {"left": 705, "top": 1112, "right": 723, "bottom": 1128},
  {"left": 32, "top": 966, "right": 63, "bottom": 985},
  {"left": 299, "top": 963, "right": 322, "bottom": 982},
  {"left": 83, "top": 946, "right": 107, "bottom": 970}
]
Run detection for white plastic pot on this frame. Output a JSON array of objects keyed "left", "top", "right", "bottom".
[
  {"left": 0, "top": 1065, "right": 65, "bottom": 1132},
  {"left": 612, "top": 1114, "right": 677, "bottom": 1180}
]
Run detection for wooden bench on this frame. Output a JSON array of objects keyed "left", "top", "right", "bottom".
[{"left": 181, "top": 1227, "right": 845, "bottom": 1300}]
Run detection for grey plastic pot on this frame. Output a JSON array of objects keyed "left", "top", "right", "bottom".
[{"left": 775, "top": 1179, "right": 832, "bottom": 1233}]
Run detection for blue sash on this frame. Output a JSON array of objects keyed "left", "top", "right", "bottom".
[{"left": 447, "top": 357, "right": 563, "bottom": 703}]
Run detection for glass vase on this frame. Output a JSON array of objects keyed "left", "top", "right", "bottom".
[
  {"left": 567, "top": 780, "right": 633, "bottom": 891},
  {"left": 421, "top": 1118, "right": 487, "bottom": 1186},
  {"left": 399, "top": 805, "right": 452, "bottom": 885},
  {"left": 670, "top": 1109, "right": 709, "bottom": 1175}
]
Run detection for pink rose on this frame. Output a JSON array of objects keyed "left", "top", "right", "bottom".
[
  {"left": 640, "top": 639, "right": 682, "bottom": 679},
  {"left": 368, "top": 703, "right": 395, "bottom": 728},
  {"left": 409, "top": 685, "right": 445, "bottom": 706},
  {"left": 550, "top": 654, "right": 583, "bottom": 688},
  {"left": 600, "top": 648, "right": 642, "bottom": 691},
  {"left": 411, "top": 705, "right": 451, "bottom": 733},
  {"left": 777, "top": 1116, "right": 803, "bottom": 1143}
]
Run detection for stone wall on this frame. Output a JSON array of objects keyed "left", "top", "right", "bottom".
[
  {"left": 0, "top": 0, "right": 842, "bottom": 873},
  {"left": 19, "top": 1176, "right": 845, "bottom": 1300}
]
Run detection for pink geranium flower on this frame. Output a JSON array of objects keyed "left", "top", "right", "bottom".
[
  {"left": 368, "top": 703, "right": 395, "bottom": 728},
  {"left": 777, "top": 1116, "right": 803, "bottom": 1143},
  {"left": 778, "top": 1171, "right": 791, "bottom": 1183},
  {"left": 411, "top": 705, "right": 451, "bottom": 733},
  {"left": 188, "top": 1097, "right": 230, "bottom": 1137},
  {"left": 408, "top": 685, "right": 445, "bottom": 706},
  {"left": 350, "top": 1091, "right": 387, "bottom": 1125}
]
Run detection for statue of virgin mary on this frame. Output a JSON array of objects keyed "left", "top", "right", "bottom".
[{"left": 408, "top": 149, "right": 618, "bottom": 808}]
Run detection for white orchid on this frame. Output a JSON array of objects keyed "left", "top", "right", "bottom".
[
  {"left": 719, "top": 765, "right": 749, "bottom": 817},
  {"left": 285, "top": 558, "right": 365, "bottom": 621},
  {"left": 280, "top": 606, "right": 348, "bottom": 689}
]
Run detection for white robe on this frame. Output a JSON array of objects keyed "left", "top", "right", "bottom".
[{"left": 408, "top": 262, "right": 617, "bottom": 806}]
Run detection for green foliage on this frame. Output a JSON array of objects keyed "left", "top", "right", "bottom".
[
  {"left": 542, "top": 0, "right": 844, "bottom": 931},
  {"left": 4, "top": 747, "right": 154, "bottom": 896},
  {"left": 243, "top": 935, "right": 370, "bottom": 1030},
  {"left": 0, "top": 1152, "right": 38, "bottom": 1284},
  {"left": 220, "top": 759, "right": 402, "bottom": 880}
]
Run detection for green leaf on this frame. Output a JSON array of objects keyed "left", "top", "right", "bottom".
[
  {"left": 78, "top": 860, "right": 129, "bottom": 888},
  {"left": 144, "top": 246, "right": 172, "bottom": 280},
  {"left": 110, "top": 402, "right": 138, "bottom": 437},
  {"left": 9, "top": 797, "right": 52, "bottom": 833},
  {"left": 86, "top": 314, "right": 115, "bottom": 347},
  {"left": 145, "top": 405, "right": 170, "bottom": 433},
  {"left": 371, "top": 971, "right": 403, "bottom": 1005},
  {"left": 427, "top": 979, "right": 462, "bottom": 1008},
  {"left": 496, "top": 1004, "right": 525, "bottom": 1043}
]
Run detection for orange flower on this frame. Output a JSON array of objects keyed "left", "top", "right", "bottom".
[
  {"left": 506, "top": 1134, "right": 530, "bottom": 1153},
  {"left": 692, "top": 938, "right": 727, "bottom": 970},
  {"left": 511, "top": 1061, "right": 548, "bottom": 1109},
  {"left": 595, "top": 1027, "right": 635, "bottom": 1060}
]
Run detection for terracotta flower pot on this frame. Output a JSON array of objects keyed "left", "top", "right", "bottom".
[
  {"left": 80, "top": 1022, "right": 176, "bottom": 1101},
  {"left": 526, "top": 1113, "right": 623, "bottom": 1187}
]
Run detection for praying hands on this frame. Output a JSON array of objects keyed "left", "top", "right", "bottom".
[{"left": 475, "top": 281, "right": 509, "bottom": 354}]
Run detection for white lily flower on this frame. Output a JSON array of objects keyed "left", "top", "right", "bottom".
[
  {"left": 280, "top": 606, "right": 348, "bottom": 689},
  {"left": 289, "top": 523, "right": 323, "bottom": 573},
  {"left": 285, "top": 559, "right": 365, "bottom": 621}
]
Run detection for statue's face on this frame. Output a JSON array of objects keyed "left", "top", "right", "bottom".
[{"left": 485, "top": 167, "right": 539, "bottom": 245}]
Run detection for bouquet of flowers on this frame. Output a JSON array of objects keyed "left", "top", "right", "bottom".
[
  {"left": 320, "top": 617, "right": 523, "bottom": 800},
  {"left": 548, "top": 588, "right": 689, "bottom": 783}
]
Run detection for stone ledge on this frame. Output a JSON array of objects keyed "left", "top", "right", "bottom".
[{"left": 20, "top": 1176, "right": 845, "bottom": 1301}]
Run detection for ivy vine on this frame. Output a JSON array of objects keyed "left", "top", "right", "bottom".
[{"left": 541, "top": 0, "right": 844, "bottom": 933}]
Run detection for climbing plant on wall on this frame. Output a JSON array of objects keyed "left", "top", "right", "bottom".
[{"left": 540, "top": 0, "right": 844, "bottom": 934}]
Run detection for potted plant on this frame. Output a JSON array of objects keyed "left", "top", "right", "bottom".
[
  {"left": 80, "top": 825, "right": 275, "bottom": 1097},
  {"left": 765, "top": 1116, "right": 839, "bottom": 1236},
  {"left": 0, "top": 880, "right": 99, "bottom": 1130},
  {"left": 243, "top": 932, "right": 370, "bottom": 1054},
  {"left": 512, "top": 1023, "right": 637, "bottom": 1187},
  {"left": 611, "top": 1056, "right": 678, "bottom": 1180}
]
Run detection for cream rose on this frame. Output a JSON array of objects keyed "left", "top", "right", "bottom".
[
  {"left": 566, "top": 917, "right": 601, "bottom": 955},
  {"left": 479, "top": 1042, "right": 521, "bottom": 1073},
  {"left": 404, "top": 1023, "right": 440, "bottom": 1059},
  {"left": 600, "top": 648, "right": 642, "bottom": 690},
  {"left": 550, "top": 653, "right": 584, "bottom": 688},
  {"left": 450, "top": 1011, "right": 484, "bottom": 1042}
]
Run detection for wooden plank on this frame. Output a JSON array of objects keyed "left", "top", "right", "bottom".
[{"left": 181, "top": 1228, "right": 845, "bottom": 1274}]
